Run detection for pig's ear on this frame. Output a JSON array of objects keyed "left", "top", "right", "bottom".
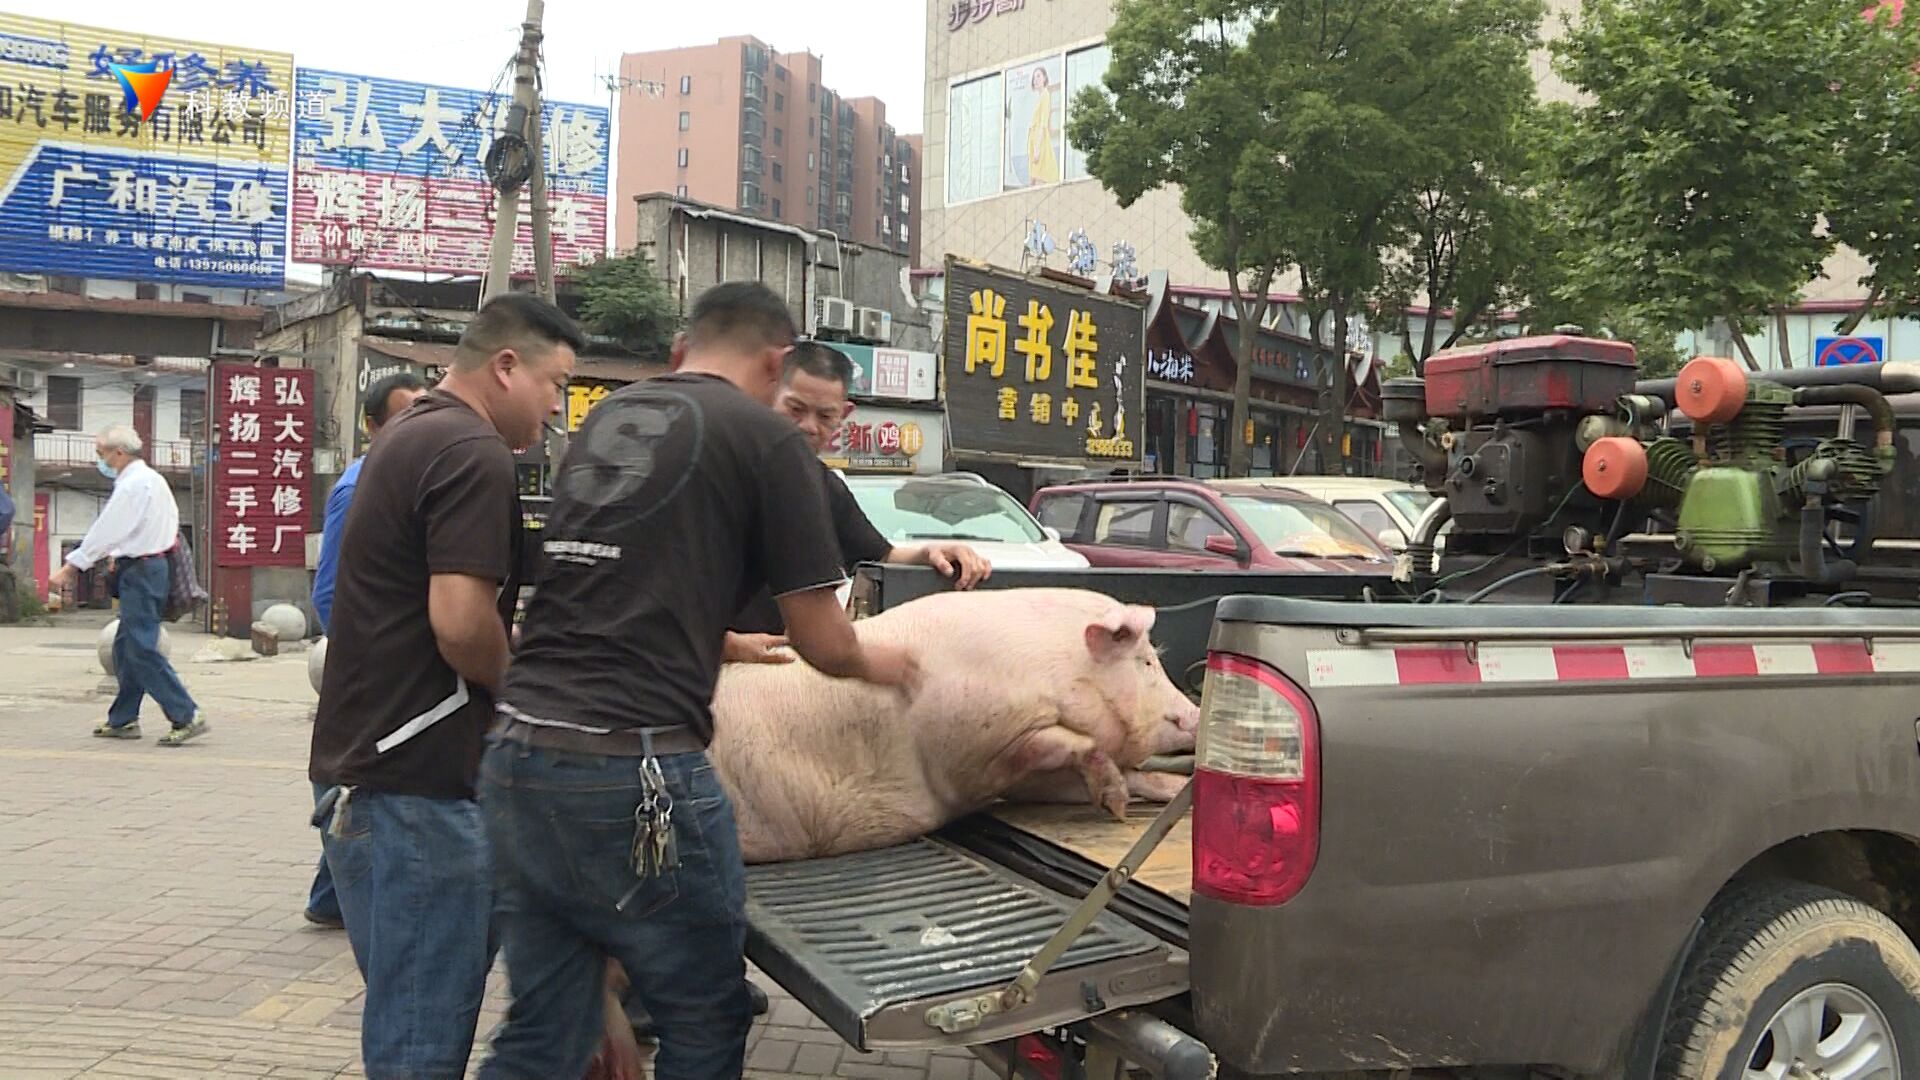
[{"left": 1086, "top": 605, "right": 1155, "bottom": 662}]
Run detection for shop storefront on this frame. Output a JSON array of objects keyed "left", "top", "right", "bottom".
[{"left": 821, "top": 403, "right": 946, "bottom": 475}]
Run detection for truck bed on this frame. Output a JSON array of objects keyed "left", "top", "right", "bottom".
[{"left": 981, "top": 803, "right": 1194, "bottom": 906}]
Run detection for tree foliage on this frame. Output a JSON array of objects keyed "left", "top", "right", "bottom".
[
  {"left": 1550, "top": 0, "right": 1916, "bottom": 366},
  {"left": 1072, "top": 0, "right": 1543, "bottom": 476},
  {"left": 571, "top": 250, "right": 679, "bottom": 359}
]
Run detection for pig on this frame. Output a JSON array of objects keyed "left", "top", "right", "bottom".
[{"left": 708, "top": 588, "right": 1200, "bottom": 864}]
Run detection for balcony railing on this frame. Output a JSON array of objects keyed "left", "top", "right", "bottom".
[{"left": 36, "top": 431, "right": 191, "bottom": 472}]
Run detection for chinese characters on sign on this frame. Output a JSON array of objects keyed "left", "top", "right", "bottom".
[
  {"left": 291, "top": 69, "right": 610, "bottom": 277},
  {"left": 943, "top": 259, "right": 1145, "bottom": 466},
  {"left": 212, "top": 363, "right": 313, "bottom": 568},
  {"left": 948, "top": 0, "right": 1040, "bottom": 31},
  {"left": 837, "top": 344, "right": 939, "bottom": 402},
  {"left": 1146, "top": 349, "right": 1195, "bottom": 384},
  {"left": 819, "top": 406, "right": 943, "bottom": 474},
  {"left": 0, "top": 14, "right": 292, "bottom": 288},
  {"left": 566, "top": 380, "right": 615, "bottom": 432}
]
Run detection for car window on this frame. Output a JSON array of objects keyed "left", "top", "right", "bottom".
[
  {"left": 1034, "top": 493, "right": 1087, "bottom": 539},
  {"left": 844, "top": 479, "right": 1046, "bottom": 543},
  {"left": 1335, "top": 500, "right": 1397, "bottom": 541},
  {"left": 1093, "top": 500, "right": 1156, "bottom": 546},
  {"left": 1221, "top": 495, "right": 1386, "bottom": 558},
  {"left": 1384, "top": 488, "right": 1436, "bottom": 522},
  {"left": 1167, "top": 503, "right": 1234, "bottom": 554}
]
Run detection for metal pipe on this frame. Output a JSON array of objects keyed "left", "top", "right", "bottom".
[
  {"left": 1797, "top": 459, "right": 1858, "bottom": 586},
  {"left": 1635, "top": 360, "right": 1920, "bottom": 400},
  {"left": 1396, "top": 420, "right": 1448, "bottom": 481},
  {"left": 1082, "top": 1011, "right": 1216, "bottom": 1080},
  {"left": 1795, "top": 384, "right": 1897, "bottom": 452},
  {"left": 1404, "top": 496, "right": 1452, "bottom": 581}
]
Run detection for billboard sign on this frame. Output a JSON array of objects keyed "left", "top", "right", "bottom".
[
  {"left": 0, "top": 14, "right": 292, "bottom": 288},
  {"left": 212, "top": 363, "right": 314, "bottom": 568},
  {"left": 835, "top": 343, "right": 938, "bottom": 402},
  {"left": 942, "top": 258, "right": 1145, "bottom": 467},
  {"left": 821, "top": 405, "right": 944, "bottom": 474},
  {"left": 291, "top": 68, "right": 609, "bottom": 276}
]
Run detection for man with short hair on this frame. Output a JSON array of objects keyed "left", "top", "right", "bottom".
[
  {"left": 476, "top": 282, "right": 919, "bottom": 1080},
  {"left": 51, "top": 425, "right": 205, "bottom": 746},
  {"left": 310, "top": 292, "right": 582, "bottom": 1080},
  {"left": 302, "top": 370, "right": 429, "bottom": 930},
  {"left": 729, "top": 341, "right": 990, "bottom": 641}
]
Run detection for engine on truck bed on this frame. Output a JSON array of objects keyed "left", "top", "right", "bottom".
[{"left": 1386, "top": 336, "right": 1905, "bottom": 607}]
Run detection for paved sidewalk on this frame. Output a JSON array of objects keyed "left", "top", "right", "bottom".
[{"left": 0, "top": 619, "right": 991, "bottom": 1079}]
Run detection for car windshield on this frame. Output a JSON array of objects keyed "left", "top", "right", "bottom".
[
  {"left": 1384, "top": 487, "right": 1436, "bottom": 523},
  {"left": 845, "top": 478, "right": 1047, "bottom": 544},
  {"left": 1222, "top": 495, "right": 1387, "bottom": 558}
]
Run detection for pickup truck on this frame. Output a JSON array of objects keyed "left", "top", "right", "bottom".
[{"left": 743, "top": 347, "right": 1920, "bottom": 1079}]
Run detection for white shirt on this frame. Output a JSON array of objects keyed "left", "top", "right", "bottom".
[{"left": 66, "top": 458, "right": 177, "bottom": 571}]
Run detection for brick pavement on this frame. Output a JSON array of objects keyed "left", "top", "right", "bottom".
[{"left": 0, "top": 618, "right": 993, "bottom": 1079}]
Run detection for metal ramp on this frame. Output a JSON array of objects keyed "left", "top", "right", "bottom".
[{"left": 745, "top": 838, "right": 1188, "bottom": 1051}]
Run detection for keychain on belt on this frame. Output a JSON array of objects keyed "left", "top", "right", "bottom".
[{"left": 617, "top": 753, "right": 680, "bottom": 911}]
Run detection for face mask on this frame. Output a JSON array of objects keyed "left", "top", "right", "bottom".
[{"left": 96, "top": 459, "right": 117, "bottom": 480}]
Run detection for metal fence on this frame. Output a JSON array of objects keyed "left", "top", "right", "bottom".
[{"left": 35, "top": 432, "right": 191, "bottom": 471}]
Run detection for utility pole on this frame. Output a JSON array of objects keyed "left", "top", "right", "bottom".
[
  {"left": 528, "top": 78, "right": 555, "bottom": 302},
  {"left": 482, "top": 0, "right": 545, "bottom": 305}
]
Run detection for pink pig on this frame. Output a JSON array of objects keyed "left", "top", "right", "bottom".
[{"left": 708, "top": 588, "right": 1200, "bottom": 864}]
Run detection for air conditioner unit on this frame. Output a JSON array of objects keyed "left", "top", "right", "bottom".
[
  {"left": 816, "top": 296, "right": 855, "bottom": 335},
  {"left": 854, "top": 306, "right": 892, "bottom": 344},
  {"left": 9, "top": 367, "right": 41, "bottom": 392}
]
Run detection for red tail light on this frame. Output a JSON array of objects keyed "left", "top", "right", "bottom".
[
  {"left": 1192, "top": 652, "right": 1321, "bottom": 906},
  {"left": 1016, "top": 1033, "right": 1066, "bottom": 1080}
]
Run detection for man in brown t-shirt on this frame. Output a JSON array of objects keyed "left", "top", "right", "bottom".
[{"left": 309, "top": 292, "right": 583, "bottom": 1080}]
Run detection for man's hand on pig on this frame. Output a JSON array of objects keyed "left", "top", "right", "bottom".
[
  {"left": 724, "top": 631, "right": 796, "bottom": 665},
  {"left": 913, "top": 542, "right": 991, "bottom": 589}
]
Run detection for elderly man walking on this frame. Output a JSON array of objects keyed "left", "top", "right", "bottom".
[{"left": 49, "top": 424, "right": 207, "bottom": 746}]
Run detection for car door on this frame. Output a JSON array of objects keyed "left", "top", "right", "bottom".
[
  {"left": 1159, "top": 496, "right": 1245, "bottom": 570},
  {"left": 1073, "top": 495, "right": 1163, "bottom": 566}
]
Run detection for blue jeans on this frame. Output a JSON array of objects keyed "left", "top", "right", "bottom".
[
  {"left": 316, "top": 786, "right": 495, "bottom": 1080},
  {"left": 306, "top": 782, "right": 339, "bottom": 921},
  {"left": 475, "top": 740, "right": 751, "bottom": 1080},
  {"left": 107, "top": 556, "right": 198, "bottom": 729}
]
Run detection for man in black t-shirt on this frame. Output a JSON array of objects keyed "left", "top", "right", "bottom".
[
  {"left": 475, "top": 283, "right": 918, "bottom": 1080},
  {"left": 309, "top": 293, "right": 583, "bottom": 1080},
  {"left": 728, "top": 341, "right": 992, "bottom": 642}
]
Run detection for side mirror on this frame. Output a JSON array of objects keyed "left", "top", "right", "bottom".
[
  {"left": 1043, "top": 526, "right": 1064, "bottom": 542},
  {"left": 1204, "top": 534, "right": 1241, "bottom": 558},
  {"left": 1378, "top": 527, "right": 1407, "bottom": 551}
]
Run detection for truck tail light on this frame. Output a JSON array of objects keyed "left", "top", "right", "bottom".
[{"left": 1193, "top": 652, "right": 1321, "bottom": 906}]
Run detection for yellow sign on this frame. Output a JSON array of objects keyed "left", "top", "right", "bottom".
[
  {"left": 899, "top": 422, "right": 924, "bottom": 456},
  {"left": 0, "top": 14, "right": 293, "bottom": 286},
  {"left": 1244, "top": 419, "right": 1255, "bottom": 446},
  {"left": 567, "top": 382, "right": 611, "bottom": 431},
  {"left": 1342, "top": 431, "right": 1353, "bottom": 457}
]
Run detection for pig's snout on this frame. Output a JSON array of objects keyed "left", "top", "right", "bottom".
[{"left": 1174, "top": 697, "right": 1200, "bottom": 734}]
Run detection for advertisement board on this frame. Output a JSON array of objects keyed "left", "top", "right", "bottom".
[
  {"left": 0, "top": 14, "right": 293, "bottom": 288},
  {"left": 820, "top": 405, "right": 944, "bottom": 474},
  {"left": 835, "top": 343, "right": 938, "bottom": 402},
  {"left": 291, "top": 68, "right": 609, "bottom": 276},
  {"left": 212, "top": 363, "right": 313, "bottom": 567},
  {"left": 942, "top": 258, "right": 1145, "bottom": 467}
]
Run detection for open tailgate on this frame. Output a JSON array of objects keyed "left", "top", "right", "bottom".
[{"left": 744, "top": 837, "right": 1189, "bottom": 1051}]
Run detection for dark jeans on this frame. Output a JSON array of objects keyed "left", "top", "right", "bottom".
[
  {"left": 475, "top": 739, "right": 751, "bottom": 1080},
  {"left": 306, "top": 782, "right": 339, "bottom": 921},
  {"left": 107, "top": 556, "right": 198, "bottom": 729},
  {"left": 316, "top": 786, "right": 495, "bottom": 1080}
]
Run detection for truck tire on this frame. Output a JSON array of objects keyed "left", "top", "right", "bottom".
[{"left": 1658, "top": 881, "right": 1920, "bottom": 1079}]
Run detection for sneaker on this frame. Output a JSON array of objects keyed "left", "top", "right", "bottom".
[
  {"left": 156, "top": 714, "right": 209, "bottom": 747},
  {"left": 93, "top": 721, "right": 141, "bottom": 739}
]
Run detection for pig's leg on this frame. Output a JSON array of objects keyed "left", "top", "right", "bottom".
[
  {"left": 1126, "top": 769, "right": 1188, "bottom": 802},
  {"left": 1009, "top": 727, "right": 1130, "bottom": 819}
]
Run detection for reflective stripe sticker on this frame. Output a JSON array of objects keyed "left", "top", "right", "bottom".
[{"left": 1303, "top": 640, "right": 1920, "bottom": 688}]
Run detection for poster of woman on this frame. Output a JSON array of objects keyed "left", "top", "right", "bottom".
[{"left": 1004, "top": 56, "right": 1064, "bottom": 190}]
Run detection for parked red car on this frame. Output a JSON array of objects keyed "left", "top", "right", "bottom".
[{"left": 1028, "top": 477, "right": 1392, "bottom": 572}]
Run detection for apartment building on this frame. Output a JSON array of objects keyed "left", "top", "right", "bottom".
[{"left": 614, "top": 36, "right": 920, "bottom": 261}]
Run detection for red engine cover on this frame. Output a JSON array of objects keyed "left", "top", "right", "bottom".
[{"left": 1424, "top": 335, "right": 1638, "bottom": 418}]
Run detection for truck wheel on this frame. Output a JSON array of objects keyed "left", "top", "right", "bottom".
[{"left": 1659, "top": 881, "right": 1920, "bottom": 1079}]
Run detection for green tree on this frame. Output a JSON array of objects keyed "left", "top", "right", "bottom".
[
  {"left": 1072, "top": 0, "right": 1542, "bottom": 476},
  {"left": 1068, "top": 2, "right": 1289, "bottom": 478},
  {"left": 1550, "top": 0, "right": 1887, "bottom": 369},
  {"left": 1375, "top": 7, "right": 1545, "bottom": 372},
  {"left": 1825, "top": 3, "right": 1920, "bottom": 334},
  {"left": 571, "top": 250, "right": 679, "bottom": 358}
]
